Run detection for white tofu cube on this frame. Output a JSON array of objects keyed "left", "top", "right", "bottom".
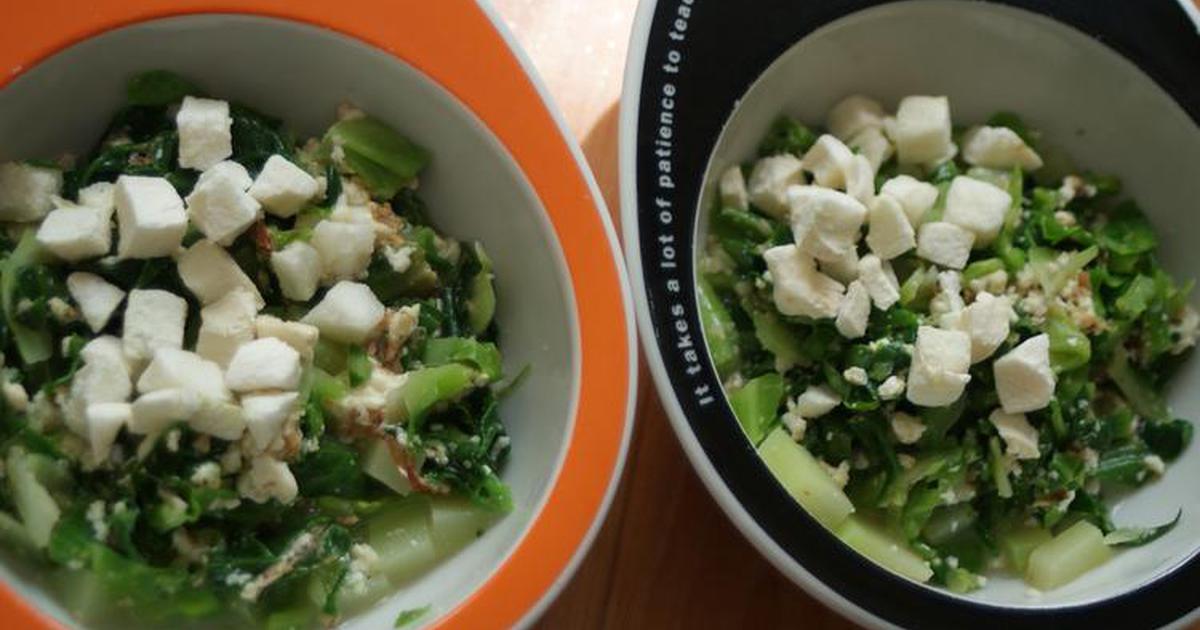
[
  {"left": 865, "top": 195, "right": 916, "bottom": 260},
  {"left": 185, "top": 169, "right": 261, "bottom": 246},
  {"left": 801, "top": 134, "right": 856, "bottom": 189},
  {"left": 878, "top": 375, "right": 906, "bottom": 401},
  {"left": 311, "top": 220, "right": 376, "bottom": 283},
  {"left": 907, "top": 325, "right": 972, "bottom": 407},
  {"left": 857, "top": 254, "right": 900, "bottom": 310},
  {"left": 84, "top": 402, "right": 131, "bottom": 463},
  {"left": 248, "top": 155, "right": 320, "bottom": 218},
  {"left": 225, "top": 338, "right": 302, "bottom": 392},
  {"left": 36, "top": 206, "right": 112, "bottom": 262},
  {"left": 197, "top": 160, "right": 253, "bottom": 191},
  {"left": 270, "top": 241, "right": 322, "bottom": 302},
  {"left": 827, "top": 95, "right": 886, "bottom": 140},
  {"left": 797, "top": 385, "right": 841, "bottom": 418},
  {"left": 195, "top": 288, "right": 259, "bottom": 367},
  {"left": 129, "top": 388, "right": 201, "bottom": 435},
  {"left": 189, "top": 400, "right": 246, "bottom": 441},
  {"left": 993, "top": 334, "right": 1055, "bottom": 413},
  {"left": 916, "top": 222, "right": 975, "bottom": 269},
  {"left": 787, "top": 186, "right": 867, "bottom": 262},
  {"left": 65, "top": 337, "right": 133, "bottom": 436},
  {"left": 718, "top": 165, "right": 749, "bottom": 211},
  {"left": 137, "top": 348, "right": 231, "bottom": 402},
  {"left": 301, "top": 281, "right": 386, "bottom": 344},
  {"left": 848, "top": 127, "right": 894, "bottom": 171},
  {"left": 818, "top": 247, "right": 859, "bottom": 285},
  {"left": 893, "top": 95, "right": 953, "bottom": 165},
  {"left": 844, "top": 154, "right": 876, "bottom": 205},
  {"left": 76, "top": 181, "right": 116, "bottom": 212},
  {"left": 0, "top": 162, "right": 62, "bottom": 221},
  {"left": 962, "top": 126, "right": 1043, "bottom": 171},
  {"left": 66, "top": 272, "right": 125, "bottom": 333},
  {"left": 114, "top": 176, "right": 187, "bottom": 258},
  {"left": 238, "top": 456, "right": 298, "bottom": 504},
  {"left": 958, "top": 292, "right": 1014, "bottom": 363},
  {"left": 989, "top": 409, "right": 1041, "bottom": 459},
  {"left": 242, "top": 391, "right": 299, "bottom": 451},
  {"left": 879, "top": 175, "right": 939, "bottom": 226},
  {"left": 176, "top": 239, "right": 265, "bottom": 307},
  {"left": 747, "top": 154, "right": 805, "bottom": 219},
  {"left": 122, "top": 289, "right": 188, "bottom": 363},
  {"left": 835, "top": 280, "right": 871, "bottom": 339},
  {"left": 176, "top": 96, "right": 232, "bottom": 171},
  {"left": 943, "top": 176, "right": 1011, "bottom": 246},
  {"left": 891, "top": 412, "right": 926, "bottom": 444},
  {"left": 763, "top": 244, "right": 844, "bottom": 319},
  {"left": 81, "top": 335, "right": 130, "bottom": 371},
  {"left": 255, "top": 315, "right": 320, "bottom": 360}
]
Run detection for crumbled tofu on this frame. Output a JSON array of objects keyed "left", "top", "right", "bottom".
[
  {"left": 311, "top": 220, "right": 375, "bottom": 283},
  {"left": 961, "top": 126, "right": 1043, "bottom": 171},
  {"left": 190, "top": 461, "right": 223, "bottom": 489},
  {"left": 76, "top": 182, "right": 115, "bottom": 212},
  {"left": 67, "top": 272, "right": 125, "bottom": 333},
  {"left": 35, "top": 205, "right": 112, "bottom": 262},
  {"left": 827, "top": 95, "right": 886, "bottom": 140},
  {"left": 844, "top": 154, "right": 876, "bottom": 205},
  {"left": 956, "top": 292, "right": 1014, "bottom": 363},
  {"left": 1143, "top": 454, "right": 1166, "bottom": 476},
  {"left": 762, "top": 244, "right": 844, "bottom": 319},
  {"left": 1171, "top": 305, "right": 1200, "bottom": 354},
  {"left": 993, "top": 334, "right": 1055, "bottom": 413},
  {"left": 237, "top": 456, "right": 298, "bottom": 504},
  {"left": 865, "top": 195, "right": 916, "bottom": 260},
  {"left": 382, "top": 245, "right": 414, "bottom": 274},
  {"left": 269, "top": 241, "right": 322, "bottom": 302},
  {"left": 189, "top": 401, "right": 247, "bottom": 441},
  {"left": 801, "top": 134, "right": 856, "bottom": 189},
  {"left": 818, "top": 247, "right": 859, "bottom": 285},
  {"left": 242, "top": 392, "right": 299, "bottom": 451},
  {"left": 989, "top": 409, "right": 1040, "bottom": 459},
  {"left": 892, "top": 95, "right": 953, "bottom": 165},
  {"left": 197, "top": 160, "right": 253, "bottom": 191},
  {"left": 176, "top": 239, "right": 265, "bottom": 307},
  {"left": 137, "top": 348, "right": 232, "bottom": 402},
  {"left": 916, "top": 222, "right": 975, "bottom": 270},
  {"left": 301, "top": 281, "right": 387, "bottom": 344},
  {"left": 847, "top": 126, "right": 894, "bottom": 171},
  {"left": 129, "top": 388, "right": 201, "bottom": 434},
  {"left": 787, "top": 186, "right": 867, "bottom": 262},
  {"left": 114, "top": 176, "right": 188, "bottom": 258},
  {"left": 0, "top": 162, "right": 62, "bottom": 221},
  {"left": 820, "top": 459, "right": 851, "bottom": 489},
  {"left": 329, "top": 364, "right": 408, "bottom": 423},
  {"left": 878, "top": 375, "right": 906, "bottom": 400},
  {"left": 843, "top": 366, "right": 869, "bottom": 386},
  {"left": 930, "top": 270, "right": 966, "bottom": 323},
  {"left": 176, "top": 96, "right": 233, "bottom": 170},
  {"left": 85, "top": 402, "right": 131, "bottom": 462},
  {"left": 907, "top": 325, "right": 972, "bottom": 407},
  {"left": 747, "top": 154, "right": 805, "bottom": 219},
  {"left": 857, "top": 254, "right": 900, "bottom": 310},
  {"left": 943, "top": 176, "right": 1011, "bottom": 246},
  {"left": 879, "top": 175, "right": 938, "bottom": 227},
  {"left": 66, "top": 337, "right": 133, "bottom": 435},
  {"left": 225, "top": 338, "right": 302, "bottom": 392},
  {"left": 122, "top": 289, "right": 188, "bottom": 363},
  {"left": 254, "top": 315, "right": 320, "bottom": 361},
  {"left": 891, "top": 412, "right": 926, "bottom": 444},
  {"left": 195, "top": 289, "right": 259, "bottom": 367},
  {"left": 718, "top": 165, "right": 749, "bottom": 211},
  {"left": 835, "top": 280, "right": 871, "bottom": 339},
  {"left": 968, "top": 269, "right": 1009, "bottom": 296},
  {"left": 185, "top": 167, "right": 262, "bottom": 245},
  {"left": 248, "top": 155, "right": 320, "bottom": 217},
  {"left": 781, "top": 398, "right": 807, "bottom": 440},
  {"left": 796, "top": 384, "right": 840, "bottom": 417}
]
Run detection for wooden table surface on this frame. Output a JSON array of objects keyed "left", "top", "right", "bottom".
[{"left": 492, "top": 1, "right": 856, "bottom": 628}]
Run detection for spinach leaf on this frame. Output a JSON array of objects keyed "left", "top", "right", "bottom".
[{"left": 126, "top": 70, "right": 199, "bottom": 106}]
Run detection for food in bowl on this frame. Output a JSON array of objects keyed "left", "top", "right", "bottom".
[
  {"left": 700, "top": 94, "right": 1196, "bottom": 593},
  {"left": 0, "top": 71, "right": 514, "bottom": 627}
]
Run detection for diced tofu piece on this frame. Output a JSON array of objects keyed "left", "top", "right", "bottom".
[
  {"left": 248, "top": 155, "right": 320, "bottom": 217},
  {"left": 84, "top": 402, "right": 129, "bottom": 462},
  {"left": 943, "top": 176, "right": 1011, "bottom": 246},
  {"left": 195, "top": 289, "right": 259, "bottom": 367},
  {"left": 835, "top": 280, "right": 870, "bottom": 339},
  {"left": 137, "top": 348, "right": 231, "bottom": 402},
  {"left": 189, "top": 401, "right": 246, "bottom": 441},
  {"left": 197, "top": 160, "right": 252, "bottom": 190},
  {"left": 35, "top": 206, "right": 112, "bottom": 262},
  {"left": 787, "top": 186, "right": 867, "bottom": 262},
  {"left": 801, "top": 134, "right": 856, "bottom": 189},
  {"left": 879, "top": 175, "right": 938, "bottom": 226},
  {"left": 893, "top": 95, "right": 953, "bottom": 165},
  {"left": 311, "top": 220, "right": 375, "bottom": 283},
  {"left": 122, "top": 289, "right": 187, "bottom": 363},
  {"left": 796, "top": 385, "right": 840, "bottom": 417},
  {"left": 301, "top": 281, "right": 386, "bottom": 344},
  {"left": 176, "top": 96, "right": 232, "bottom": 170},
  {"left": 0, "top": 162, "right": 62, "bottom": 221},
  {"left": 957, "top": 292, "right": 1014, "bottom": 363},
  {"left": 65, "top": 337, "right": 133, "bottom": 435},
  {"left": 857, "top": 254, "right": 900, "bottom": 310},
  {"left": 255, "top": 315, "right": 319, "bottom": 360},
  {"left": 762, "top": 244, "right": 844, "bottom": 319},
  {"left": 270, "top": 241, "right": 322, "bottom": 301},
  {"left": 865, "top": 195, "right": 916, "bottom": 260},
  {"left": 718, "top": 165, "right": 749, "bottom": 211},
  {"left": 891, "top": 412, "right": 926, "bottom": 444},
  {"left": 176, "top": 239, "right": 265, "bottom": 307},
  {"left": 827, "top": 95, "right": 886, "bottom": 140},
  {"left": 76, "top": 181, "right": 115, "bottom": 212},
  {"left": 747, "top": 154, "right": 805, "bottom": 219},
  {"left": 66, "top": 272, "right": 125, "bottom": 333},
  {"left": 225, "top": 338, "right": 302, "bottom": 392},
  {"left": 818, "top": 247, "right": 859, "bottom": 285},
  {"left": 844, "top": 154, "right": 876, "bottom": 205},
  {"left": 989, "top": 409, "right": 1040, "bottom": 459},
  {"left": 993, "top": 334, "right": 1055, "bottom": 413},
  {"left": 907, "top": 325, "right": 972, "bottom": 407},
  {"left": 962, "top": 126, "right": 1043, "bottom": 171},
  {"left": 114, "top": 176, "right": 188, "bottom": 258},
  {"left": 237, "top": 456, "right": 298, "bottom": 504},
  {"left": 81, "top": 335, "right": 130, "bottom": 370},
  {"left": 129, "top": 388, "right": 201, "bottom": 434},
  {"left": 916, "top": 222, "right": 975, "bottom": 269},
  {"left": 878, "top": 375, "right": 906, "bottom": 400},
  {"left": 242, "top": 391, "right": 299, "bottom": 450},
  {"left": 848, "top": 126, "right": 894, "bottom": 171},
  {"left": 185, "top": 169, "right": 261, "bottom": 245}
]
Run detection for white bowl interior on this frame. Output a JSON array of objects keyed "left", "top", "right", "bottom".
[
  {"left": 698, "top": 0, "right": 1200, "bottom": 610},
  {"left": 0, "top": 14, "right": 579, "bottom": 628}
]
